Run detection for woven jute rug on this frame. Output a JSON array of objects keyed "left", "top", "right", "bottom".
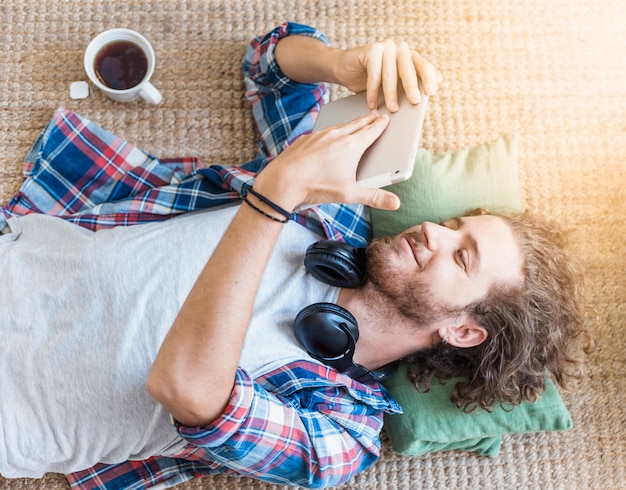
[{"left": 1, "top": 1, "right": 624, "bottom": 489}]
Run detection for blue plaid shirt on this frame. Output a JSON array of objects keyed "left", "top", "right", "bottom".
[{"left": 1, "top": 23, "right": 401, "bottom": 489}]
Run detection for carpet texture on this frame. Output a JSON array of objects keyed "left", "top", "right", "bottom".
[{"left": 1, "top": 1, "right": 624, "bottom": 489}]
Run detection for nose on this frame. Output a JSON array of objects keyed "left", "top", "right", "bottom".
[{"left": 421, "top": 221, "right": 455, "bottom": 252}]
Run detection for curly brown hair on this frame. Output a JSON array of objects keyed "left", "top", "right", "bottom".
[{"left": 405, "top": 210, "right": 594, "bottom": 412}]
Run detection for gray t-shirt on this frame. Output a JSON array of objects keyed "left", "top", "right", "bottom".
[{"left": 0, "top": 206, "right": 337, "bottom": 477}]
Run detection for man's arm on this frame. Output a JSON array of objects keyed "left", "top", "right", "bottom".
[
  {"left": 147, "top": 32, "right": 438, "bottom": 427},
  {"left": 274, "top": 34, "right": 440, "bottom": 111},
  {"left": 147, "top": 112, "right": 395, "bottom": 427}
]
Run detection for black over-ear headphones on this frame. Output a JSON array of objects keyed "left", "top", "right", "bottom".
[
  {"left": 294, "top": 240, "right": 397, "bottom": 383},
  {"left": 302, "top": 239, "right": 366, "bottom": 288}
]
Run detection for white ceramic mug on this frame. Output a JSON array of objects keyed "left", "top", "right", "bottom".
[{"left": 84, "top": 28, "right": 162, "bottom": 104}]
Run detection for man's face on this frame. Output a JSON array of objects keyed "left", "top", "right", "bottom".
[{"left": 365, "top": 215, "right": 524, "bottom": 326}]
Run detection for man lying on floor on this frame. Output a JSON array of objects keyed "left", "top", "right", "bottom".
[{"left": 0, "top": 22, "right": 586, "bottom": 490}]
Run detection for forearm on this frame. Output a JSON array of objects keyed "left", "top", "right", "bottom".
[
  {"left": 148, "top": 171, "right": 297, "bottom": 427},
  {"left": 274, "top": 35, "right": 343, "bottom": 85}
]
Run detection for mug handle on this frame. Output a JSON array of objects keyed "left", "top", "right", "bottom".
[{"left": 139, "top": 82, "right": 163, "bottom": 104}]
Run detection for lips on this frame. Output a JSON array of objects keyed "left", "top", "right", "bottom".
[{"left": 404, "top": 236, "right": 422, "bottom": 269}]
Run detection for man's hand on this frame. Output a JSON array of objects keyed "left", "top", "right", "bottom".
[
  {"left": 332, "top": 39, "right": 440, "bottom": 111},
  {"left": 256, "top": 111, "right": 400, "bottom": 213}
]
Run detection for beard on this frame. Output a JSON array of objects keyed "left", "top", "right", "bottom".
[{"left": 364, "top": 234, "right": 462, "bottom": 328}]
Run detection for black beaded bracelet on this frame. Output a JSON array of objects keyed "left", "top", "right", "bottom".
[
  {"left": 245, "top": 186, "right": 293, "bottom": 221},
  {"left": 242, "top": 187, "right": 292, "bottom": 223}
]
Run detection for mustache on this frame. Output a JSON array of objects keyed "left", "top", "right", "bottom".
[{"left": 367, "top": 231, "right": 420, "bottom": 250}]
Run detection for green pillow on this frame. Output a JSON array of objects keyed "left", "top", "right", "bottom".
[
  {"left": 371, "top": 133, "right": 522, "bottom": 238},
  {"left": 383, "top": 364, "right": 573, "bottom": 458}
]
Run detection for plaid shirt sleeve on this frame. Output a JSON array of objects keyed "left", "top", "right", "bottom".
[
  {"left": 176, "top": 362, "right": 401, "bottom": 487},
  {"left": 0, "top": 22, "right": 372, "bottom": 246},
  {"left": 66, "top": 362, "right": 402, "bottom": 490}
]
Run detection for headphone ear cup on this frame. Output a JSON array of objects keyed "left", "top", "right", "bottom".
[
  {"left": 294, "top": 302, "right": 399, "bottom": 383},
  {"left": 294, "top": 303, "right": 359, "bottom": 362},
  {"left": 304, "top": 240, "right": 366, "bottom": 288}
]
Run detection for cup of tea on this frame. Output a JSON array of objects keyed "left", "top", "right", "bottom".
[{"left": 84, "top": 28, "right": 162, "bottom": 104}]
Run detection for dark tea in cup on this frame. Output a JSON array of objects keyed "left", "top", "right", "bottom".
[
  {"left": 94, "top": 41, "right": 148, "bottom": 90},
  {"left": 85, "top": 28, "right": 162, "bottom": 103}
]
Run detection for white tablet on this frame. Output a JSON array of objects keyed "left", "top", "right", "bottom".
[{"left": 313, "top": 84, "right": 428, "bottom": 188}]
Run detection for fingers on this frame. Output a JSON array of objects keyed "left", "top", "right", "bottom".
[
  {"left": 397, "top": 42, "right": 421, "bottom": 104},
  {"left": 411, "top": 51, "right": 440, "bottom": 96},
  {"left": 355, "top": 112, "right": 390, "bottom": 149},
  {"left": 327, "top": 110, "right": 389, "bottom": 138},
  {"left": 365, "top": 40, "right": 401, "bottom": 112},
  {"left": 364, "top": 40, "right": 440, "bottom": 112},
  {"left": 381, "top": 40, "right": 399, "bottom": 112},
  {"left": 331, "top": 111, "right": 390, "bottom": 159},
  {"left": 365, "top": 43, "right": 385, "bottom": 110}
]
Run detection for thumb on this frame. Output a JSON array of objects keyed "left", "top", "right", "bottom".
[{"left": 356, "top": 187, "right": 401, "bottom": 211}]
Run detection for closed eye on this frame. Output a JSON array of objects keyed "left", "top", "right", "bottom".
[
  {"left": 457, "top": 249, "right": 468, "bottom": 271},
  {"left": 444, "top": 218, "right": 479, "bottom": 273}
]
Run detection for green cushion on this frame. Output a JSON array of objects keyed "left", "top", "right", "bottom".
[
  {"left": 371, "top": 133, "right": 522, "bottom": 238},
  {"left": 383, "top": 364, "right": 573, "bottom": 458}
]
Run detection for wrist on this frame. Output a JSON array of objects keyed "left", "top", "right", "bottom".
[
  {"left": 318, "top": 45, "right": 344, "bottom": 85},
  {"left": 243, "top": 187, "right": 292, "bottom": 223},
  {"left": 252, "top": 170, "right": 302, "bottom": 214}
]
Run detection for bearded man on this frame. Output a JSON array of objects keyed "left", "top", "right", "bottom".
[{"left": 0, "top": 22, "right": 587, "bottom": 490}]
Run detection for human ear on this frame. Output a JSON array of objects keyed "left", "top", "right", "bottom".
[{"left": 439, "top": 319, "right": 488, "bottom": 348}]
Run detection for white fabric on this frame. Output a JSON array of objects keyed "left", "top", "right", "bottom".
[{"left": 0, "top": 206, "right": 337, "bottom": 477}]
